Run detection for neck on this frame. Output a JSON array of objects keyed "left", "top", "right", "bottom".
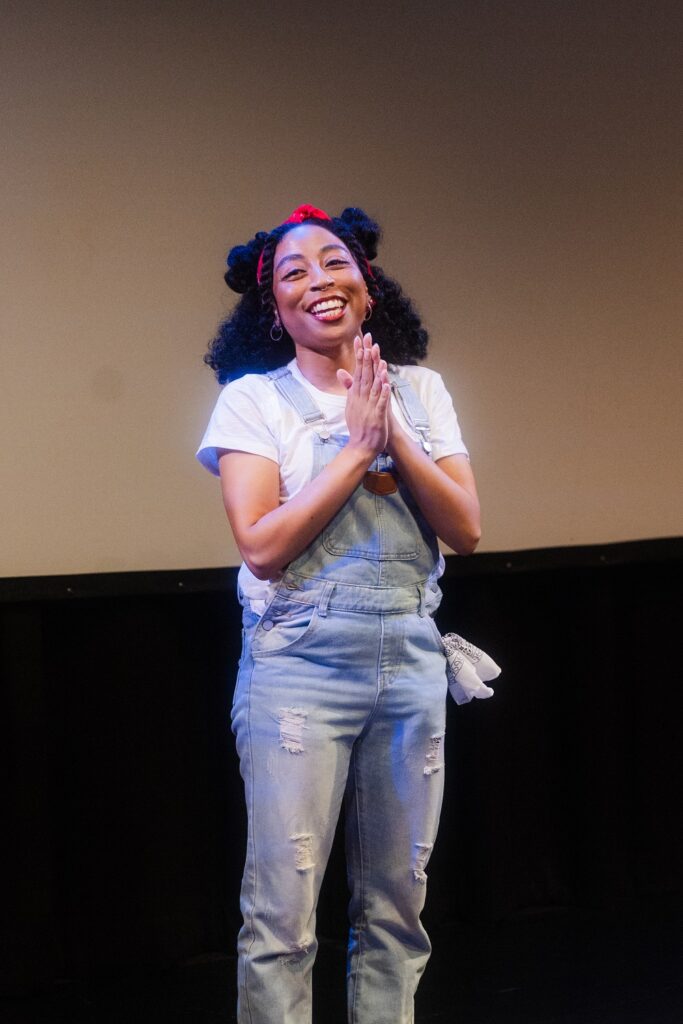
[{"left": 294, "top": 339, "right": 355, "bottom": 394}]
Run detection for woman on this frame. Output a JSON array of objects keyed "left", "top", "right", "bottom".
[{"left": 197, "top": 204, "right": 481, "bottom": 1024}]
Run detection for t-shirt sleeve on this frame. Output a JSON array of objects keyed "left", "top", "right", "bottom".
[
  {"left": 418, "top": 369, "right": 470, "bottom": 462},
  {"left": 196, "top": 375, "right": 279, "bottom": 476}
]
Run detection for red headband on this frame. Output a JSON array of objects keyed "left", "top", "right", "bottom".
[{"left": 255, "top": 203, "right": 374, "bottom": 285}]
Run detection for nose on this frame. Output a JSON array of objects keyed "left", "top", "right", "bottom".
[{"left": 310, "top": 265, "right": 334, "bottom": 291}]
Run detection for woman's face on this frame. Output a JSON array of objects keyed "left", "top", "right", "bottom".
[{"left": 271, "top": 224, "right": 369, "bottom": 354}]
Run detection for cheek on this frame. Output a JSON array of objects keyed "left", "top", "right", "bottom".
[
  {"left": 277, "top": 298, "right": 308, "bottom": 337},
  {"left": 350, "top": 271, "right": 369, "bottom": 300},
  {"left": 272, "top": 284, "right": 300, "bottom": 315}
]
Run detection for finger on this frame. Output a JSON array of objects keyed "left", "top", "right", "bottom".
[
  {"left": 352, "top": 335, "right": 363, "bottom": 386},
  {"left": 376, "top": 380, "right": 391, "bottom": 411},
  {"left": 370, "top": 366, "right": 383, "bottom": 396},
  {"left": 370, "top": 359, "right": 387, "bottom": 392},
  {"left": 360, "top": 342, "right": 374, "bottom": 390},
  {"left": 337, "top": 368, "right": 353, "bottom": 390},
  {"left": 371, "top": 364, "right": 389, "bottom": 397},
  {"left": 371, "top": 343, "right": 380, "bottom": 377}
]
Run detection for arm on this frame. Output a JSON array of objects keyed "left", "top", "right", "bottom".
[
  {"left": 218, "top": 336, "right": 390, "bottom": 580},
  {"left": 386, "top": 418, "right": 481, "bottom": 555},
  {"left": 338, "top": 336, "right": 481, "bottom": 555},
  {"left": 219, "top": 444, "right": 373, "bottom": 580}
]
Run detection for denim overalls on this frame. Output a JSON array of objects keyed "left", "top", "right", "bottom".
[{"left": 231, "top": 367, "right": 449, "bottom": 1024}]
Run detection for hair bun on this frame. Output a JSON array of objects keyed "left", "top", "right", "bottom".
[
  {"left": 224, "top": 232, "right": 268, "bottom": 293},
  {"left": 338, "top": 207, "right": 380, "bottom": 261}
]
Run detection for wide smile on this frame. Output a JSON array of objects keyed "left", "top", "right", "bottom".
[{"left": 306, "top": 297, "right": 347, "bottom": 322}]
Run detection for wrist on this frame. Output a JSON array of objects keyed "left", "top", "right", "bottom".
[
  {"left": 342, "top": 439, "right": 379, "bottom": 471},
  {"left": 386, "top": 422, "right": 414, "bottom": 462}
]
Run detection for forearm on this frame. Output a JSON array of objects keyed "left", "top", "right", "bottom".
[
  {"left": 230, "top": 336, "right": 393, "bottom": 579},
  {"left": 387, "top": 429, "right": 481, "bottom": 555},
  {"left": 232, "top": 444, "right": 375, "bottom": 579}
]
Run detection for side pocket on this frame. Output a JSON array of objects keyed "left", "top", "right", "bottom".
[
  {"left": 231, "top": 627, "right": 246, "bottom": 715},
  {"left": 426, "top": 613, "right": 446, "bottom": 653},
  {"left": 250, "top": 597, "right": 319, "bottom": 658}
]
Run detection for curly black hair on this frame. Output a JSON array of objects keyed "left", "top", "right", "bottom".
[{"left": 204, "top": 207, "right": 429, "bottom": 384}]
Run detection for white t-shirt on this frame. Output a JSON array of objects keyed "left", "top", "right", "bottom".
[{"left": 197, "top": 359, "right": 469, "bottom": 610}]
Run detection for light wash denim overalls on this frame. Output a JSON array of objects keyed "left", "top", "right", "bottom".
[{"left": 231, "top": 366, "right": 449, "bottom": 1024}]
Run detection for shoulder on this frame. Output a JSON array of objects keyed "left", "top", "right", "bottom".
[
  {"left": 218, "top": 370, "right": 280, "bottom": 402},
  {"left": 196, "top": 370, "right": 284, "bottom": 476},
  {"left": 391, "top": 364, "right": 453, "bottom": 404},
  {"left": 210, "top": 370, "right": 288, "bottom": 421},
  {"left": 392, "top": 363, "right": 447, "bottom": 385},
  {"left": 390, "top": 363, "right": 469, "bottom": 458}
]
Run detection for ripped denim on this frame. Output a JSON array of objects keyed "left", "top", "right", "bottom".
[{"left": 232, "top": 575, "right": 447, "bottom": 1024}]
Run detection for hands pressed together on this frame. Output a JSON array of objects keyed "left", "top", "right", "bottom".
[
  {"left": 336, "top": 332, "right": 480, "bottom": 554},
  {"left": 336, "top": 333, "right": 395, "bottom": 460},
  {"left": 219, "top": 330, "right": 480, "bottom": 581}
]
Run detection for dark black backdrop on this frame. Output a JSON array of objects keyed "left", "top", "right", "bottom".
[{"left": 2, "top": 539, "right": 681, "bottom": 994}]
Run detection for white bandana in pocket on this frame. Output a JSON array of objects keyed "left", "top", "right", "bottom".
[{"left": 441, "top": 633, "right": 501, "bottom": 705}]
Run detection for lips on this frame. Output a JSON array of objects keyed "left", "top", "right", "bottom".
[{"left": 307, "top": 297, "right": 347, "bottom": 322}]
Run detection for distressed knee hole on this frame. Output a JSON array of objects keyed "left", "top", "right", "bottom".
[
  {"left": 424, "top": 733, "right": 444, "bottom": 776},
  {"left": 413, "top": 842, "right": 433, "bottom": 884},
  {"left": 277, "top": 707, "right": 308, "bottom": 754},
  {"left": 279, "top": 944, "right": 312, "bottom": 972},
  {"left": 289, "top": 832, "right": 315, "bottom": 872}
]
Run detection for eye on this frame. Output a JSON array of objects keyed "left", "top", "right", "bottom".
[
  {"left": 325, "top": 258, "right": 349, "bottom": 268},
  {"left": 282, "top": 267, "right": 305, "bottom": 280}
]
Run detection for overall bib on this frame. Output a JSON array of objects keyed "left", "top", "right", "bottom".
[{"left": 231, "top": 367, "right": 449, "bottom": 1024}]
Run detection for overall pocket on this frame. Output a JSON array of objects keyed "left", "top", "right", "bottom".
[
  {"left": 322, "top": 485, "right": 420, "bottom": 560},
  {"left": 250, "top": 595, "right": 319, "bottom": 658}
]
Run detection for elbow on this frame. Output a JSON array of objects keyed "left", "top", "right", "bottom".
[
  {"left": 452, "top": 522, "right": 481, "bottom": 557},
  {"left": 243, "top": 555, "right": 276, "bottom": 581},
  {"left": 458, "top": 536, "right": 480, "bottom": 556},
  {"left": 237, "top": 530, "right": 285, "bottom": 581},
  {"left": 242, "top": 546, "right": 283, "bottom": 581},
  {"left": 245, "top": 563, "right": 272, "bottom": 581}
]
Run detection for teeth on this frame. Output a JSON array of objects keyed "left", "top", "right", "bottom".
[{"left": 310, "top": 299, "right": 345, "bottom": 314}]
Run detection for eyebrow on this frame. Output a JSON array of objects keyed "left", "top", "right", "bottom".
[{"left": 275, "top": 243, "right": 349, "bottom": 273}]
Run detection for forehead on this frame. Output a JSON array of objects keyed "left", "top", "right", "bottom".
[{"left": 274, "top": 223, "right": 349, "bottom": 261}]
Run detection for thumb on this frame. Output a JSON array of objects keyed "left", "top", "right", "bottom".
[{"left": 337, "top": 368, "right": 353, "bottom": 389}]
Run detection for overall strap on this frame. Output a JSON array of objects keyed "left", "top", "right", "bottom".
[
  {"left": 388, "top": 370, "right": 433, "bottom": 455},
  {"left": 266, "top": 367, "right": 330, "bottom": 440}
]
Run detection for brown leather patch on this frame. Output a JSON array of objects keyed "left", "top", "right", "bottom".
[{"left": 363, "top": 470, "right": 398, "bottom": 495}]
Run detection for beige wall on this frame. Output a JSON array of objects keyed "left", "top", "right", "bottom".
[{"left": 2, "top": 1, "right": 681, "bottom": 577}]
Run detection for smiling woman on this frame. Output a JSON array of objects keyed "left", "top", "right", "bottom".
[
  {"left": 271, "top": 225, "right": 371, "bottom": 383},
  {"left": 204, "top": 205, "right": 429, "bottom": 382},
  {"left": 197, "top": 204, "right": 481, "bottom": 1024}
]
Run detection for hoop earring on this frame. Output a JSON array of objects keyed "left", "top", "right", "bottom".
[
  {"left": 363, "top": 302, "right": 373, "bottom": 323},
  {"left": 270, "top": 319, "right": 283, "bottom": 342}
]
